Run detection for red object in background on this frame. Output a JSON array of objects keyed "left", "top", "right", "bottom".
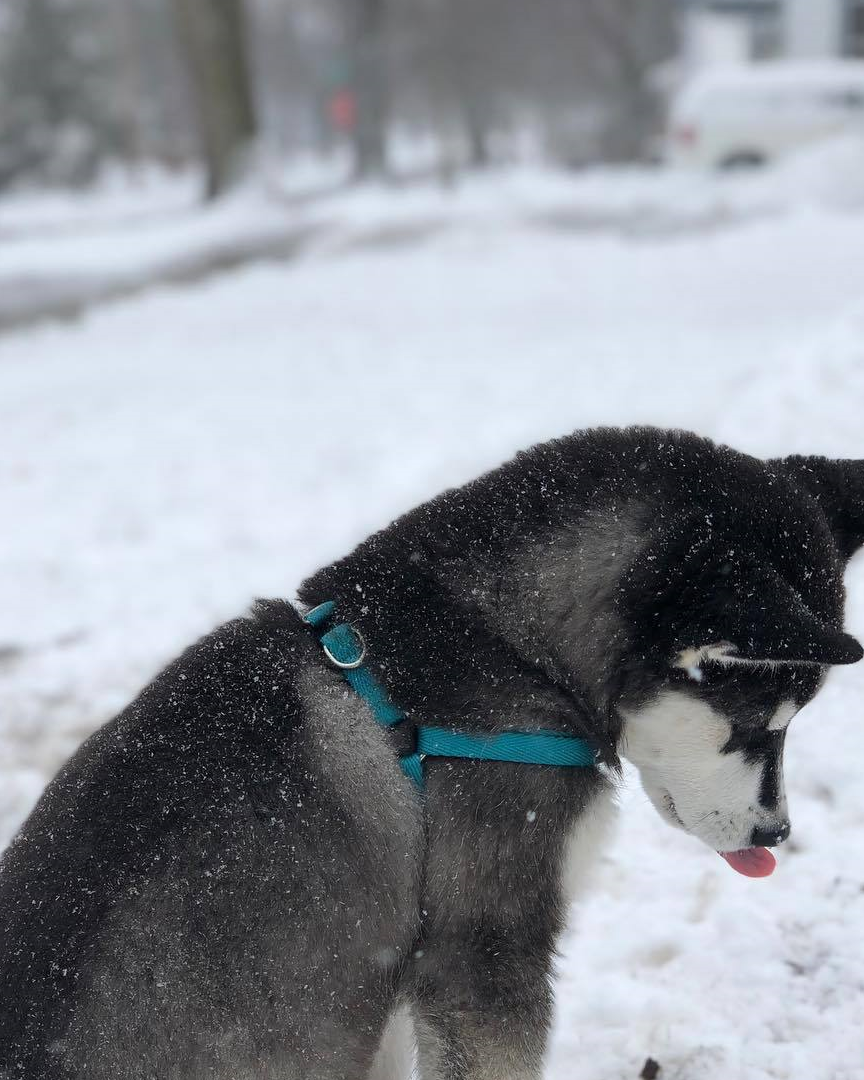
[
  {"left": 673, "top": 123, "right": 698, "bottom": 146},
  {"left": 328, "top": 89, "right": 357, "bottom": 133}
]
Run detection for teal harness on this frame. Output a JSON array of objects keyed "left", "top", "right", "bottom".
[{"left": 304, "top": 601, "right": 598, "bottom": 789}]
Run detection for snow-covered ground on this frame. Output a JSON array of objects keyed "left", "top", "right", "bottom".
[
  {"left": 2, "top": 160, "right": 864, "bottom": 1079},
  {"left": 3, "top": 137, "right": 864, "bottom": 326}
]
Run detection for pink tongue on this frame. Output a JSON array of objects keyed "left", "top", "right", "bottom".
[
  {"left": 717, "top": 851, "right": 777, "bottom": 876},
  {"left": 718, "top": 847, "right": 776, "bottom": 878}
]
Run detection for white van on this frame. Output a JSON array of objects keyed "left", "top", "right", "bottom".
[{"left": 667, "top": 61, "right": 864, "bottom": 169}]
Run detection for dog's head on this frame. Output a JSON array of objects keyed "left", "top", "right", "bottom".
[
  {"left": 613, "top": 452, "right": 864, "bottom": 876},
  {"left": 450, "top": 432, "right": 863, "bottom": 876}
]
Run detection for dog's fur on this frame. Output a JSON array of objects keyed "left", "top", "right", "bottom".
[{"left": 1, "top": 427, "right": 863, "bottom": 1080}]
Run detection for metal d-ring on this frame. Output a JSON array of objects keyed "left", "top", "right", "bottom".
[{"left": 322, "top": 628, "right": 367, "bottom": 670}]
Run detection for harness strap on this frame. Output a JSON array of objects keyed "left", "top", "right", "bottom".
[
  {"left": 303, "top": 601, "right": 597, "bottom": 789},
  {"left": 305, "top": 602, "right": 425, "bottom": 784},
  {"left": 417, "top": 727, "right": 597, "bottom": 767}
]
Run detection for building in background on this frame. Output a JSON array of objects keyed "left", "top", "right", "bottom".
[{"left": 679, "top": 0, "right": 864, "bottom": 69}]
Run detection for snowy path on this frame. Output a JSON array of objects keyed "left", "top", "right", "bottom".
[
  {"left": 0, "top": 159, "right": 843, "bottom": 333},
  {"left": 2, "top": 193, "right": 864, "bottom": 1079}
]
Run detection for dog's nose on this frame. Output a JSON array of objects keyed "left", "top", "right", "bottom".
[{"left": 750, "top": 821, "right": 791, "bottom": 848}]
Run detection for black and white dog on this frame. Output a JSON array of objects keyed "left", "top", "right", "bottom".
[{"left": 1, "top": 427, "right": 862, "bottom": 1080}]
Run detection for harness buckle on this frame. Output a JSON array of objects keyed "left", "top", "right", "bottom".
[{"left": 322, "top": 627, "right": 367, "bottom": 670}]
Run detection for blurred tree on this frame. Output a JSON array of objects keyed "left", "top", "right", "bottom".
[
  {"left": 0, "top": 0, "right": 120, "bottom": 189},
  {"left": 438, "top": 0, "right": 497, "bottom": 168},
  {"left": 345, "top": 0, "right": 389, "bottom": 178},
  {"left": 0, "top": 0, "right": 679, "bottom": 194},
  {"left": 103, "top": 0, "right": 198, "bottom": 170},
  {"left": 249, "top": 0, "right": 340, "bottom": 157},
  {"left": 580, "top": 0, "right": 677, "bottom": 162},
  {"left": 387, "top": 0, "right": 509, "bottom": 175},
  {"left": 387, "top": 0, "right": 676, "bottom": 173},
  {"left": 172, "top": 0, "right": 259, "bottom": 199}
]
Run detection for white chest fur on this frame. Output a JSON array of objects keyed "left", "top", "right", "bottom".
[{"left": 559, "top": 786, "right": 619, "bottom": 905}]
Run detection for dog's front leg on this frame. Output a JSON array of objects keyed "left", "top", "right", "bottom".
[{"left": 411, "top": 929, "right": 553, "bottom": 1080}]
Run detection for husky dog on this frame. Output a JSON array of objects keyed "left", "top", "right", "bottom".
[{"left": 1, "top": 427, "right": 863, "bottom": 1080}]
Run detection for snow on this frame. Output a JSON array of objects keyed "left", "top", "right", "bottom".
[
  {"left": 757, "top": 136, "right": 864, "bottom": 211},
  {"left": 0, "top": 165, "right": 198, "bottom": 239},
  {"left": 2, "top": 163, "right": 864, "bottom": 1078},
  {"left": 5, "top": 144, "right": 864, "bottom": 321},
  {"left": 0, "top": 186, "right": 291, "bottom": 277}
]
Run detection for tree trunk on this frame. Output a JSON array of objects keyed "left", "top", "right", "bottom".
[
  {"left": 350, "top": 0, "right": 389, "bottom": 180},
  {"left": 173, "top": 0, "right": 258, "bottom": 200},
  {"left": 452, "top": 93, "right": 488, "bottom": 169},
  {"left": 581, "top": 0, "right": 676, "bottom": 164}
]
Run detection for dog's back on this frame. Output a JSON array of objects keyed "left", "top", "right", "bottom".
[{"left": 0, "top": 601, "right": 422, "bottom": 1079}]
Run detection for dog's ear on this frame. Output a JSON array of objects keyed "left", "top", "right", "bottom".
[
  {"left": 771, "top": 456, "right": 864, "bottom": 561},
  {"left": 672, "top": 562, "right": 863, "bottom": 667}
]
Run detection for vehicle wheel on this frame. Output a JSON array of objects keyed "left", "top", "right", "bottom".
[{"left": 718, "top": 151, "right": 767, "bottom": 171}]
